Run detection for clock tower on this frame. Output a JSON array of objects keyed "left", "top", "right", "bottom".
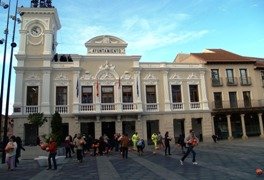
[{"left": 17, "top": 3, "right": 61, "bottom": 57}]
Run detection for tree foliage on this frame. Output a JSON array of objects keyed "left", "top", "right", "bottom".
[
  {"left": 28, "top": 112, "right": 47, "bottom": 127},
  {"left": 51, "top": 111, "right": 63, "bottom": 145}
]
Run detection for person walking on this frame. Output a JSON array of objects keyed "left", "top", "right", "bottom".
[
  {"left": 136, "top": 139, "right": 145, "bottom": 156},
  {"left": 5, "top": 135, "right": 17, "bottom": 171},
  {"left": 74, "top": 133, "right": 86, "bottom": 163},
  {"left": 120, "top": 133, "right": 130, "bottom": 159},
  {"left": 151, "top": 133, "right": 158, "bottom": 154},
  {"left": 164, "top": 131, "right": 172, "bottom": 155},
  {"left": 131, "top": 132, "right": 139, "bottom": 150},
  {"left": 46, "top": 137, "right": 57, "bottom": 170},
  {"left": 15, "top": 136, "right": 25, "bottom": 167},
  {"left": 157, "top": 132, "right": 164, "bottom": 149},
  {"left": 64, "top": 136, "right": 72, "bottom": 158},
  {"left": 180, "top": 129, "right": 199, "bottom": 165}
]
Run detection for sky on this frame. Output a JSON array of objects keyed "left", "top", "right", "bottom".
[{"left": 0, "top": 0, "right": 264, "bottom": 114}]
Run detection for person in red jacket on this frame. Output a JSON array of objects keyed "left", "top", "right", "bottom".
[{"left": 46, "top": 137, "right": 57, "bottom": 170}]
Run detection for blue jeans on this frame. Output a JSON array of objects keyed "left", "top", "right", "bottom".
[{"left": 181, "top": 146, "right": 196, "bottom": 162}]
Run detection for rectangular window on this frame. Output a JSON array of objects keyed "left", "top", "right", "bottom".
[
  {"left": 189, "top": 85, "right": 199, "bottom": 102},
  {"left": 26, "top": 86, "right": 38, "bottom": 105},
  {"left": 101, "top": 86, "right": 114, "bottom": 103},
  {"left": 240, "top": 69, "right": 249, "bottom": 85},
  {"left": 226, "top": 69, "right": 235, "bottom": 84},
  {"left": 56, "top": 86, "right": 67, "bottom": 105},
  {"left": 146, "top": 85, "right": 156, "bottom": 103},
  {"left": 122, "top": 86, "right": 133, "bottom": 103},
  {"left": 81, "top": 86, "right": 93, "bottom": 103},
  {"left": 171, "top": 85, "right": 182, "bottom": 102},
  {"left": 243, "top": 91, "right": 251, "bottom": 108},
  {"left": 261, "top": 71, "right": 264, "bottom": 86},
  {"left": 211, "top": 69, "right": 221, "bottom": 86},
  {"left": 229, "top": 92, "right": 237, "bottom": 108},
  {"left": 213, "top": 92, "right": 223, "bottom": 108}
]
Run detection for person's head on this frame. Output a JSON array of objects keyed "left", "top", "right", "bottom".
[
  {"left": 10, "top": 135, "right": 16, "bottom": 142},
  {"left": 189, "top": 129, "right": 195, "bottom": 134},
  {"left": 165, "top": 131, "right": 169, "bottom": 136}
]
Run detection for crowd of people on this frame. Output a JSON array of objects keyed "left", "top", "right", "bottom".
[{"left": 4, "top": 129, "right": 200, "bottom": 171}]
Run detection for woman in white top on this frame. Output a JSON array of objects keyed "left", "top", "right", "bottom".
[{"left": 5, "top": 135, "right": 17, "bottom": 170}]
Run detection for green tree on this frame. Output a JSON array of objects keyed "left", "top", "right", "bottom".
[
  {"left": 28, "top": 112, "right": 47, "bottom": 127},
  {"left": 51, "top": 111, "right": 63, "bottom": 145}
]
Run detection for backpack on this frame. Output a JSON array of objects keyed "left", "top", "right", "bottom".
[{"left": 137, "top": 140, "right": 143, "bottom": 146}]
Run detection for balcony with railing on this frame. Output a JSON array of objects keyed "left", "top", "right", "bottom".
[
  {"left": 55, "top": 105, "right": 69, "bottom": 114},
  {"left": 189, "top": 102, "right": 201, "bottom": 109},
  {"left": 78, "top": 102, "right": 140, "bottom": 113},
  {"left": 240, "top": 77, "right": 252, "bottom": 86},
  {"left": 171, "top": 102, "right": 184, "bottom": 110},
  {"left": 226, "top": 77, "right": 238, "bottom": 86},
  {"left": 212, "top": 99, "right": 264, "bottom": 110},
  {"left": 211, "top": 78, "right": 223, "bottom": 87},
  {"left": 25, "top": 106, "right": 39, "bottom": 114},
  {"left": 145, "top": 103, "right": 159, "bottom": 112}
]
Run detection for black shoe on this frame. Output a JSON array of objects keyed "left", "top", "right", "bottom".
[{"left": 169, "top": 154, "right": 172, "bottom": 155}]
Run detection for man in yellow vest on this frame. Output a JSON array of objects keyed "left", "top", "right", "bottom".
[
  {"left": 131, "top": 132, "right": 139, "bottom": 150},
  {"left": 151, "top": 132, "right": 158, "bottom": 154}
]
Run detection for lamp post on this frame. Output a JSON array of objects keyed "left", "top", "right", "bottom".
[
  {"left": 2, "top": 0, "right": 19, "bottom": 164},
  {"left": 0, "top": 0, "right": 10, "bottom": 146}
]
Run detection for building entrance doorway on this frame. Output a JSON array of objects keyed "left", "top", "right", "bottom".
[
  {"left": 81, "top": 122, "right": 95, "bottom": 138},
  {"left": 173, "top": 119, "right": 185, "bottom": 143},
  {"left": 102, "top": 122, "right": 115, "bottom": 140},
  {"left": 192, "top": 118, "right": 203, "bottom": 141},
  {"left": 146, "top": 120, "right": 159, "bottom": 145},
  {"left": 122, "top": 121, "right": 135, "bottom": 138},
  {"left": 24, "top": 123, "right": 38, "bottom": 146}
]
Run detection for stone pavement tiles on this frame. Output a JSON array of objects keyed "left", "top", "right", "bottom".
[{"left": 0, "top": 139, "right": 263, "bottom": 180}]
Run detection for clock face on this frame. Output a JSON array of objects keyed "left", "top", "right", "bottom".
[{"left": 30, "top": 25, "right": 42, "bottom": 37}]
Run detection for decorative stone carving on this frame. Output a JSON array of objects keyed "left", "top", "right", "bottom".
[
  {"left": 169, "top": 73, "right": 181, "bottom": 79},
  {"left": 25, "top": 73, "right": 41, "bottom": 81},
  {"left": 99, "top": 61, "right": 115, "bottom": 71},
  {"left": 143, "top": 73, "right": 158, "bottom": 85},
  {"left": 187, "top": 73, "right": 198, "bottom": 79},
  {"left": 54, "top": 73, "right": 68, "bottom": 81},
  {"left": 80, "top": 71, "right": 94, "bottom": 80}
]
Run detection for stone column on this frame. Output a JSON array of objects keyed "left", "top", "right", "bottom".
[
  {"left": 200, "top": 71, "right": 209, "bottom": 110},
  {"left": 13, "top": 70, "right": 24, "bottom": 115},
  {"left": 41, "top": 70, "right": 51, "bottom": 114},
  {"left": 162, "top": 70, "right": 170, "bottom": 111},
  {"left": 240, "top": 114, "right": 248, "bottom": 140},
  {"left": 18, "top": 30, "right": 27, "bottom": 55},
  {"left": 72, "top": 71, "right": 80, "bottom": 113},
  {"left": 43, "top": 30, "right": 53, "bottom": 55},
  {"left": 227, "top": 115, "right": 233, "bottom": 140},
  {"left": 115, "top": 116, "right": 122, "bottom": 134},
  {"left": 184, "top": 116, "right": 192, "bottom": 138},
  {"left": 134, "top": 71, "right": 142, "bottom": 111},
  {"left": 258, "top": 113, "right": 264, "bottom": 138},
  {"left": 95, "top": 116, "right": 102, "bottom": 139},
  {"left": 211, "top": 116, "right": 215, "bottom": 135}
]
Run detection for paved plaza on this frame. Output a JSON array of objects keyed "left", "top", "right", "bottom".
[{"left": 0, "top": 138, "right": 263, "bottom": 180}]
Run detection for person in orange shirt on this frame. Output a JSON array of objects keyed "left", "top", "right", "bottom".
[
  {"left": 46, "top": 137, "right": 57, "bottom": 170},
  {"left": 180, "top": 129, "right": 199, "bottom": 165}
]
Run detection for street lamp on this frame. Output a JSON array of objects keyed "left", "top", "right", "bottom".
[
  {"left": 1, "top": 0, "right": 20, "bottom": 164},
  {"left": 0, "top": 0, "right": 11, "bottom": 148},
  {"left": 0, "top": 1, "right": 9, "bottom": 9}
]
